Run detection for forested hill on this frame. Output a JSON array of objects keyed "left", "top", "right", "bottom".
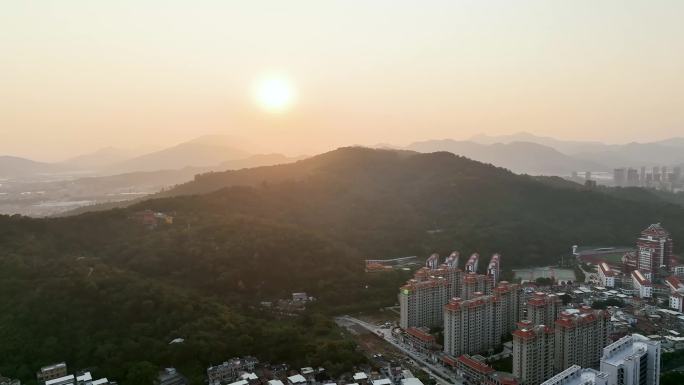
[
  {"left": 2, "top": 147, "right": 684, "bottom": 384},
  {"left": 148, "top": 147, "right": 683, "bottom": 264}
]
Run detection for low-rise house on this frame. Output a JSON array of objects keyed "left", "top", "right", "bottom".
[
  {"left": 156, "top": 368, "right": 188, "bottom": 385},
  {"left": 207, "top": 357, "right": 259, "bottom": 385},
  {"left": 37, "top": 363, "right": 68, "bottom": 383},
  {"left": 0, "top": 374, "right": 20, "bottom": 385},
  {"left": 287, "top": 374, "right": 306, "bottom": 385}
]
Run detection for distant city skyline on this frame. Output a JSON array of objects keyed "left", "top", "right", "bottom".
[{"left": 2, "top": 1, "right": 683, "bottom": 161}]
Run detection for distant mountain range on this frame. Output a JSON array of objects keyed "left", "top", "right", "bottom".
[
  {"left": 0, "top": 135, "right": 296, "bottom": 179},
  {"left": 404, "top": 132, "right": 684, "bottom": 174},
  {"left": 0, "top": 156, "right": 74, "bottom": 179},
  {"left": 467, "top": 132, "right": 684, "bottom": 169},
  {"left": 405, "top": 140, "right": 603, "bottom": 175},
  {"left": 0, "top": 136, "right": 302, "bottom": 216}
]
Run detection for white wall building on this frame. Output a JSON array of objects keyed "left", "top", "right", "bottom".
[
  {"left": 598, "top": 263, "right": 617, "bottom": 288},
  {"left": 540, "top": 365, "right": 609, "bottom": 385},
  {"left": 631, "top": 270, "right": 652, "bottom": 298},
  {"left": 600, "top": 334, "right": 660, "bottom": 385}
]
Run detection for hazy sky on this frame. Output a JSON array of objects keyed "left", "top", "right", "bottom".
[{"left": 2, "top": 1, "right": 683, "bottom": 161}]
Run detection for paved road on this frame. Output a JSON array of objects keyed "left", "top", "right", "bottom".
[{"left": 336, "top": 316, "right": 463, "bottom": 385}]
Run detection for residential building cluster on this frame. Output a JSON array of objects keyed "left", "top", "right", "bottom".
[
  {"left": 394, "top": 223, "right": 677, "bottom": 385},
  {"left": 204, "top": 356, "right": 425, "bottom": 385},
  {"left": 399, "top": 252, "right": 501, "bottom": 329}
]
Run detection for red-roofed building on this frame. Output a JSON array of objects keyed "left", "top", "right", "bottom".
[
  {"left": 598, "top": 262, "right": 617, "bottom": 288},
  {"left": 444, "top": 284, "right": 522, "bottom": 358},
  {"left": 631, "top": 270, "right": 652, "bottom": 298},
  {"left": 512, "top": 325, "right": 555, "bottom": 385},
  {"left": 399, "top": 327, "right": 438, "bottom": 356},
  {"left": 665, "top": 275, "right": 684, "bottom": 292},
  {"left": 554, "top": 309, "right": 608, "bottom": 372},
  {"left": 527, "top": 292, "right": 562, "bottom": 327},
  {"left": 455, "top": 355, "right": 494, "bottom": 385}
]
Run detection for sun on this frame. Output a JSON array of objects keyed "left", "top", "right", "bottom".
[{"left": 252, "top": 74, "right": 297, "bottom": 113}]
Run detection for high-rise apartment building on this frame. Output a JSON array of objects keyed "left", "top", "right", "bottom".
[
  {"left": 444, "top": 295, "right": 498, "bottom": 357},
  {"left": 636, "top": 223, "right": 673, "bottom": 274},
  {"left": 444, "top": 281, "right": 521, "bottom": 358},
  {"left": 554, "top": 308, "right": 609, "bottom": 371},
  {"left": 462, "top": 272, "right": 493, "bottom": 300},
  {"left": 600, "top": 334, "right": 660, "bottom": 385},
  {"left": 527, "top": 292, "right": 562, "bottom": 327},
  {"left": 512, "top": 322, "right": 555, "bottom": 385},
  {"left": 487, "top": 254, "right": 501, "bottom": 284},
  {"left": 399, "top": 274, "right": 449, "bottom": 328},
  {"left": 465, "top": 253, "right": 479, "bottom": 273},
  {"left": 493, "top": 282, "right": 523, "bottom": 339}
]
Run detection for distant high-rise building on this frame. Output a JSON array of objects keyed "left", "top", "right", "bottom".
[
  {"left": 640, "top": 167, "right": 647, "bottom": 186},
  {"left": 600, "top": 334, "right": 660, "bottom": 385},
  {"left": 626, "top": 168, "right": 639, "bottom": 187},
  {"left": 554, "top": 308, "right": 609, "bottom": 371},
  {"left": 513, "top": 322, "right": 556, "bottom": 385},
  {"left": 613, "top": 168, "right": 626, "bottom": 187},
  {"left": 636, "top": 223, "right": 673, "bottom": 274}
]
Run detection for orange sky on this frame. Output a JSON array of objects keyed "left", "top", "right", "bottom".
[{"left": 1, "top": 1, "right": 683, "bottom": 161}]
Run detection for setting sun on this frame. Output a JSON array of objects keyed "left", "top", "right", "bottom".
[{"left": 252, "top": 75, "right": 297, "bottom": 113}]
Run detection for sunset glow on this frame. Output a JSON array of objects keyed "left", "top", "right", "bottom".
[{"left": 252, "top": 75, "right": 297, "bottom": 113}]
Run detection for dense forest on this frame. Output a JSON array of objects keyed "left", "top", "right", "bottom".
[{"left": 2, "top": 147, "right": 684, "bottom": 383}]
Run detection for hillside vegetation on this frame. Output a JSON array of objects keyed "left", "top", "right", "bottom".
[{"left": 2, "top": 147, "right": 684, "bottom": 383}]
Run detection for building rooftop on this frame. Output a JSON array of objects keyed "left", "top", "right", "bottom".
[
  {"left": 287, "top": 375, "right": 307, "bottom": 384},
  {"left": 540, "top": 365, "right": 608, "bottom": 385},
  {"left": 631, "top": 270, "right": 651, "bottom": 286},
  {"left": 400, "top": 379, "right": 424, "bottom": 385},
  {"left": 40, "top": 362, "right": 67, "bottom": 372},
  {"left": 45, "top": 375, "right": 74, "bottom": 385},
  {"left": 601, "top": 334, "right": 655, "bottom": 367},
  {"left": 456, "top": 355, "right": 495, "bottom": 375},
  {"left": 352, "top": 372, "right": 368, "bottom": 381}
]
